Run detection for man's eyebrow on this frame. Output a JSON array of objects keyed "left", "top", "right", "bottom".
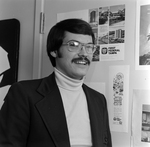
[
  {"left": 66, "top": 40, "right": 93, "bottom": 44},
  {"left": 66, "top": 40, "right": 79, "bottom": 42}
]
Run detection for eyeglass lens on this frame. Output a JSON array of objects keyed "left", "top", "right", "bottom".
[{"left": 68, "top": 41, "right": 95, "bottom": 53}]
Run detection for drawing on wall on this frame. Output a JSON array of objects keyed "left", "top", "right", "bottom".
[
  {"left": 113, "top": 73, "right": 124, "bottom": 125},
  {"left": 135, "top": 0, "right": 150, "bottom": 70},
  {"left": 109, "top": 65, "right": 129, "bottom": 132},
  {"left": 132, "top": 89, "right": 150, "bottom": 147},
  {"left": 57, "top": 4, "right": 125, "bottom": 62},
  {"left": 141, "top": 104, "right": 150, "bottom": 143},
  {"left": 0, "top": 19, "right": 20, "bottom": 108}
]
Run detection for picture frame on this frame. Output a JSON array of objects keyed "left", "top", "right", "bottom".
[
  {"left": 132, "top": 89, "right": 150, "bottom": 147},
  {"left": 135, "top": 0, "right": 150, "bottom": 70}
]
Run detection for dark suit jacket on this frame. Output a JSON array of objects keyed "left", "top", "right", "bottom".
[{"left": 0, "top": 73, "right": 112, "bottom": 147}]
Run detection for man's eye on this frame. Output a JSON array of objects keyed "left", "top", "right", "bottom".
[{"left": 69, "top": 41, "right": 79, "bottom": 47}]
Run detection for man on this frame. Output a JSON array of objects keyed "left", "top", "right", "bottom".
[{"left": 0, "top": 19, "right": 112, "bottom": 147}]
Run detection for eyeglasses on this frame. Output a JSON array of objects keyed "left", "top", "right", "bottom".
[{"left": 62, "top": 40, "right": 96, "bottom": 54}]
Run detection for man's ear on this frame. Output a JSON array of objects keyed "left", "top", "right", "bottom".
[{"left": 50, "top": 51, "right": 57, "bottom": 58}]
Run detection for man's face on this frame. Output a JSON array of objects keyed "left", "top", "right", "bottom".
[{"left": 52, "top": 31, "right": 93, "bottom": 80}]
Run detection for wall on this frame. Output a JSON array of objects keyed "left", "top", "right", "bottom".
[
  {"left": 40, "top": 0, "right": 150, "bottom": 147},
  {"left": 0, "top": 0, "right": 35, "bottom": 81}
]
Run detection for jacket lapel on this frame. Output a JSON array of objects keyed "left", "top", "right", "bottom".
[
  {"left": 83, "top": 84, "right": 104, "bottom": 147},
  {"left": 35, "top": 73, "right": 70, "bottom": 147},
  {"left": 35, "top": 73, "right": 104, "bottom": 147}
]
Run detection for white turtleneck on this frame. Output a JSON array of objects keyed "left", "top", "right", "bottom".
[{"left": 54, "top": 68, "right": 92, "bottom": 147}]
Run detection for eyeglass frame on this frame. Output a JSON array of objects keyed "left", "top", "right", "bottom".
[{"left": 62, "top": 40, "right": 96, "bottom": 54}]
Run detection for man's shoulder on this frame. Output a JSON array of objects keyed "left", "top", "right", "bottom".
[
  {"left": 11, "top": 73, "right": 54, "bottom": 91},
  {"left": 15, "top": 77, "right": 45, "bottom": 87},
  {"left": 83, "top": 83, "right": 105, "bottom": 97},
  {"left": 83, "top": 83, "right": 107, "bottom": 107}
]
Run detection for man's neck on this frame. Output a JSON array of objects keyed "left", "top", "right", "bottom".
[{"left": 54, "top": 68, "right": 84, "bottom": 91}]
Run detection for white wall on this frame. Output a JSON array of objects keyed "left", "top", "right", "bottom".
[
  {"left": 40, "top": 0, "right": 150, "bottom": 147},
  {"left": 0, "top": 0, "right": 36, "bottom": 81}
]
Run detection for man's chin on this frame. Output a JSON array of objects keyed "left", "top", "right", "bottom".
[{"left": 73, "top": 71, "right": 87, "bottom": 80}]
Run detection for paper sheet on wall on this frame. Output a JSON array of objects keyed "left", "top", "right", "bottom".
[
  {"left": 108, "top": 65, "right": 129, "bottom": 132},
  {"left": 132, "top": 89, "right": 150, "bottom": 147},
  {"left": 100, "top": 43, "right": 124, "bottom": 61}
]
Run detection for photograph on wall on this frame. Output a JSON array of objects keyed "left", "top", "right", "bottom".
[
  {"left": 0, "top": 19, "right": 20, "bottom": 108},
  {"left": 89, "top": 8, "right": 99, "bottom": 29},
  {"left": 88, "top": 8, "right": 99, "bottom": 44},
  {"left": 132, "top": 89, "right": 150, "bottom": 147},
  {"left": 135, "top": 0, "right": 150, "bottom": 70},
  {"left": 108, "top": 65, "right": 129, "bottom": 132},
  {"left": 141, "top": 104, "right": 150, "bottom": 143}
]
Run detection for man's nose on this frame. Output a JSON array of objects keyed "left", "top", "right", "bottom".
[{"left": 78, "top": 46, "right": 88, "bottom": 56}]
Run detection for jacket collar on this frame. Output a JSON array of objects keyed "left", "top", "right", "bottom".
[
  {"left": 36, "top": 73, "right": 103, "bottom": 147},
  {"left": 36, "top": 73, "right": 70, "bottom": 147}
]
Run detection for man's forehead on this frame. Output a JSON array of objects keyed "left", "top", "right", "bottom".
[{"left": 63, "top": 31, "right": 92, "bottom": 43}]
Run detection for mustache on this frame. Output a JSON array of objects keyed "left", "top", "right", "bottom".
[{"left": 72, "top": 57, "right": 90, "bottom": 65}]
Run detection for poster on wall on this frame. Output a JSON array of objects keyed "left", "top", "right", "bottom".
[
  {"left": 96, "top": 5, "right": 125, "bottom": 61},
  {"left": 108, "top": 65, "right": 129, "bottom": 132},
  {"left": 135, "top": 0, "right": 150, "bottom": 70},
  {"left": 0, "top": 19, "right": 20, "bottom": 108},
  {"left": 57, "top": 4, "right": 125, "bottom": 62},
  {"left": 132, "top": 89, "right": 150, "bottom": 147}
]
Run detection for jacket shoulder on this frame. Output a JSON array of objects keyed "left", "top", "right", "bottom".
[
  {"left": 83, "top": 83, "right": 104, "bottom": 97},
  {"left": 12, "top": 73, "right": 54, "bottom": 90},
  {"left": 12, "top": 77, "right": 44, "bottom": 91}
]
